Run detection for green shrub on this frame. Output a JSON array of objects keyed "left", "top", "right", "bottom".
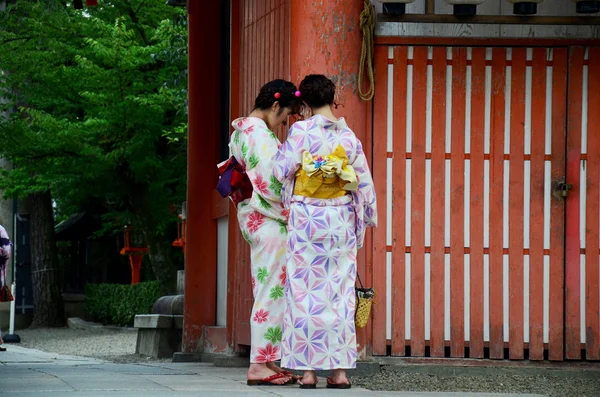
[{"left": 85, "top": 281, "right": 161, "bottom": 326}]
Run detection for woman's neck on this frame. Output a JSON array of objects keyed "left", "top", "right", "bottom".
[
  {"left": 248, "top": 109, "right": 266, "bottom": 121},
  {"left": 311, "top": 105, "right": 338, "bottom": 122}
]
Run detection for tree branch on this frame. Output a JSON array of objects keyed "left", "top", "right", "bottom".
[
  {"left": 0, "top": 36, "right": 33, "bottom": 44},
  {"left": 124, "top": 0, "right": 150, "bottom": 46},
  {"left": 135, "top": 0, "right": 148, "bottom": 15}
]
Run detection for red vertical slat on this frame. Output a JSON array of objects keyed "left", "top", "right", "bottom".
[
  {"left": 241, "top": 0, "right": 247, "bottom": 113},
  {"left": 585, "top": 47, "right": 600, "bottom": 361},
  {"left": 239, "top": 1, "right": 244, "bottom": 113},
  {"left": 565, "top": 47, "right": 584, "bottom": 360},
  {"left": 430, "top": 46, "right": 447, "bottom": 358},
  {"left": 255, "top": 0, "right": 261, "bottom": 92},
  {"left": 410, "top": 46, "right": 427, "bottom": 357},
  {"left": 391, "top": 46, "right": 408, "bottom": 357},
  {"left": 548, "top": 48, "right": 567, "bottom": 362},
  {"left": 450, "top": 47, "right": 466, "bottom": 358},
  {"left": 274, "top": 1, "right": 285, "bottom": 78},
  {"left": 269, "top": 0, "right": 275, "bottom": 81},
  {"left": 258, "top": 0, "right": 265, "bottom": 90},
  {"left": 469, "top": 47, "right": 486, "bottom": 359},
  {"left": 228, "top": 0, "right": 241, "bottom": 349},
  {"left": 529, "top": 47, "right": 547, "bottom": 361},
  {"left": 508, "top": 47, "right": 526, "bottom": 361},
  {"left": 265, "top": 3, "right": 270, "bottom": 82},
  {"left": 362, "top": 73, "right": 374, "bottom": 359},
  {"left": 263, "top": 0, "right": 268, "bottom": 83},
  {"left": 283, "top": 0, "right": 290, "bottom": 79},
  {"left": 281, "top": 0, "right": 286, "bottom": 79},
  {"left": 489, "top": 48, "right": 507, "bottom": 360},
  {"left": 249, "top": 0, "right": 255, "bottom": 111},
  {"left": 265, "top": 0, "right": 271, "bottom": 81},
  {"left": 372, "top": 45, "right": 389, "bottom": 356}
]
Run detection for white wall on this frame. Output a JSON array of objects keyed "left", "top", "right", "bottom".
[
  {"left": 216, "top": 217, "right": 228, "bottom": 327},
  {"left": 373, "top": 0, "right": 600, "bottom": 38}
]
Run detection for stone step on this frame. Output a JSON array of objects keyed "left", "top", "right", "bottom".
[{"left": 134, "top": 314, "right": 183, "bottom": 329}]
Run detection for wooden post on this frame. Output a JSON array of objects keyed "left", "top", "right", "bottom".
[{"left": 183, "top": 0, "right": 221, "bottom": 353}]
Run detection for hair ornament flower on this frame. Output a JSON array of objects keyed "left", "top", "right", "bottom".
[{"left": 274, "top": 92, "right": 281, "bottom": 99}]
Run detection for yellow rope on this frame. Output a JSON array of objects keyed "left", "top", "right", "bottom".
[{"left": 358, "top": 0, "right": 375, "bottom": 101}]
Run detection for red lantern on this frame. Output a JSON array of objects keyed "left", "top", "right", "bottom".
[
  {"left": 120, "top": 225, "right": 148, "bottom": 285},
  {"left": 172, "top": 202, "right": 187, "bottom": 253}
]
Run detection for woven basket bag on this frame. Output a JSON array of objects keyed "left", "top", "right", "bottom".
[{"left": 354, "top": 273, "right": 374, "bottom": 329}]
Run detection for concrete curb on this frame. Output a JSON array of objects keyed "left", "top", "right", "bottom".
[
  {"left": 67, "top": 317, "right": 138, "bottom": 333},
  {"left": 172, "top": 351, "right": 380, "bottom": 376},
  {"left": 172, "top": 352, "right": 214, "bottom": 363},
  {"left": 211, "top": 354, "right": 381, "bottom": 376}
]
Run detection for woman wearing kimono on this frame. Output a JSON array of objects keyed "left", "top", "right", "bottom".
[
  {"left": 0, "top": 224, "right": 12, "bottom": 352},
  {"left": 228, "top": 80, "right": 301, "bottom": 386},
  {"left": 274, "top": 75, "right": 377, "bottom": 389}
]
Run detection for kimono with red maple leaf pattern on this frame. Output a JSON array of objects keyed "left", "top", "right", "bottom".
[{"left": 229, "top": 117, "right": 288, "bottom": 363}]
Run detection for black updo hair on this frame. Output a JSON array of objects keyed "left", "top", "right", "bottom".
[
  {"left": 298, "top": 74, "right": 336, "bottom": 109},
  {"left": 254, "top": 79, "right": 301, "bottom": 114}
]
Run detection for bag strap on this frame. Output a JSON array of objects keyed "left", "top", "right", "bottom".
[{"left": 356, "top": 272, "right": 365, "bottom": 289}]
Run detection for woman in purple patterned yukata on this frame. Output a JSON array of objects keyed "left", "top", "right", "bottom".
[
  {"left": 274, "top": 75, "right": 377, "bottom": 389},
  {"left": 228, "top": 80, "right": 302, "bottom": 386}
]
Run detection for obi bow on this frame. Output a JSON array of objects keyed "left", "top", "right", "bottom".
[{"left": 293, "top": 145, "right": 358, "bottom": 199}]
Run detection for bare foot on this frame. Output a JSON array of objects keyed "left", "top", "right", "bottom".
[
  {"left": 300, "top": 370, "right": 317, "bottom": 386},
  {"left": 266, "top": 362, "right": 283, "bottom": 373},
  {"left": 329, "top": 368, "right": 350, "bottom": 385},
  {"left": 247, "top": 363, "right": 290, "bottom": 385}
]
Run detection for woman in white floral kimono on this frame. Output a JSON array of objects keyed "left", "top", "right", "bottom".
[
  {"left": 274, "top": 75, "right": 377, "bottom": 389},
  {"left": 0, "top": 224, "right": 12, "bottom": 351},
  {"left": 228, "top": 80, "right": 301, "bottom": 385}
]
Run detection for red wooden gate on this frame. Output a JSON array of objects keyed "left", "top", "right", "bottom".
[
  {"left": 565, "top": 47, "right": 600, "bottom": 361},
  {"left": 372, "top": 43, "right": 600, "bottom": 361}
]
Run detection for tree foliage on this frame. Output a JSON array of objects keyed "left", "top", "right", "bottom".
[{"left": 0, "top": 0, "right": 188, "bottom": 296}]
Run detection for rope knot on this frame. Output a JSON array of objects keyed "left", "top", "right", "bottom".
[
  {"left": 360, "top": 2, "right": 375, "bottom": 30},
  {"left": 358, "top": 0, "right": 375, "bottom": 101}
]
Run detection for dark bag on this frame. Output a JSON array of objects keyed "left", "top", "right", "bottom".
[
  {"left": 217, "top": 156, "right": 253, "bottom": 206},
  {"left": 0, "top": 263, "right": 12, "bottom": 303},
  {"left": 0, "top": 284, "right": 13, "bottom": 303}
]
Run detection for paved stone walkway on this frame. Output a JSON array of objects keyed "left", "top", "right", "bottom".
[{"left": 0, "top": 345, "right": 547, "bottom": 396}]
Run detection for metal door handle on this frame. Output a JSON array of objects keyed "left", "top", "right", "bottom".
[{"left": 553, "top": 182, "right": 572, "bottom": 199}]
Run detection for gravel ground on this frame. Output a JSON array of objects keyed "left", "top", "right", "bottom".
[
  {"left": 352, "top": 367, "right": 600, "bottom": 397},
  {"left": 12, "top": 327, "right": 600, "bottom": 396},
  {"left": 15, "top": 326, "right": 169, "bottom": 364}
]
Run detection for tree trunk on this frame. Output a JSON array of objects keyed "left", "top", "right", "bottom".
[
  {"left": 131, "top": 187, "right": 176, "bottom": 295},
  {"left": 30, "top": 190, "right": 65, "bottom": 327},
  {"left": 144, "top": 229, "right": 176, "bottom": 296}
]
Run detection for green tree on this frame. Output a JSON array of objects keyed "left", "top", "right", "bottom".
[{"left": 0, "top": 0, "right": 188, "bottom": 322}]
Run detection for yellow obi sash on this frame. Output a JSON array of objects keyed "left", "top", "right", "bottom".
[{"left": 293, "top": 145, "right": 358, "bottom": 199}]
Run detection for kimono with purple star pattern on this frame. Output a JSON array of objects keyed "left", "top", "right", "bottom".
[{"left": 273, "top": 114, "right": 377, "bottom": 370}]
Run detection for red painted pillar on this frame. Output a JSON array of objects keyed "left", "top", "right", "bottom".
[
  {"left": 183, "top": 0, "right": 220, "bottom": 353},
  {"left": 290, "top": 0, "right": 367, "bottom": 141},
  {"left": 290, "top": 0, "right": 370, "bottom": 356}
]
